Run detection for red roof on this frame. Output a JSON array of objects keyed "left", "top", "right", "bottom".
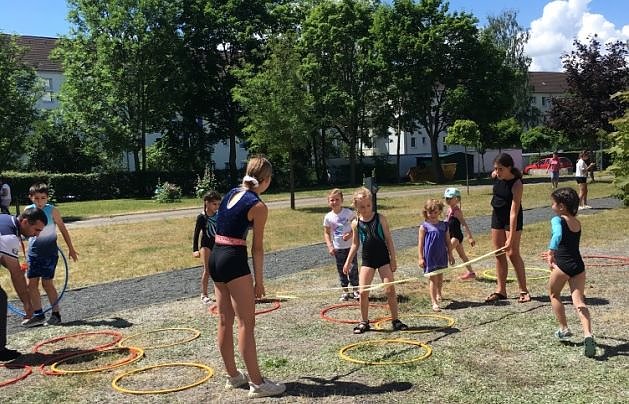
[
  {"left": 528, "top": 72, "right": 567, "bottom": 94},
  {"left": 12, "top": 35, "right": 62, "bottom": 72}
]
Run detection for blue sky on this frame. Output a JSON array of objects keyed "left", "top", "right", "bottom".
[{"left": 1, "top": 0, "right": 627, "bottom": 71}]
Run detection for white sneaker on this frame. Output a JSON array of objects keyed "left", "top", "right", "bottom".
[
  {"left": 339, "top": 293, "right": 350, "bottom": 302},
  {"left": 248, "top": 378, "right": 286, "bottom": 398},
  {"left": 352, "top": 291, "right": 360, "bottom": 300},
  {"left": 225, "top": 369, "right": 249, "bottom": 389}
]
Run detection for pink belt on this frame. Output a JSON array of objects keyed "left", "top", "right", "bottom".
[{"left": 215, "top": 235, "right": 247, "bottom": 246}]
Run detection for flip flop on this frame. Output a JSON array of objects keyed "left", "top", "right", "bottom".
[
  {"left": 518, "top": 292, "right": 531, "bottom": 303},
  {"left": 485, "top": 292, "right": 507, "bottom": 303}
]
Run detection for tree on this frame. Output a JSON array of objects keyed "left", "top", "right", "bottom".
[
  {"left": 490, "top": 117, "right": 522, "bottom": 150},
  {"left": 234, "top": 33, "right": 314, "bottom": 209},
  {"left": 0, "top": 34, "right": 42, "bottom": 171},
  {"left": 445, "top": 119, "right": 480, "bottom": 193},
  {"left": 520, "top": 126, "right": 552, "bottom": 156},
  {"left": 300, "top": 0, "right": 379, "bottom": 185},
  {"left": 609, "top": 91, "right": 629, "bottom": 205},
  {"left": 547, "top": 36, "right": 629, "bottom": 149},
  {"left": 56, "top": 0, "right": 183, "bottom": 172}
]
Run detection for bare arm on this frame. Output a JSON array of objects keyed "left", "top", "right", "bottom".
[
  {"left": 53, "top": 207, "right": 78, "bottom": 261},
  {"left": 454, "top": 209, "right": 475, "bottom": 246},
  {"left": 343, "top": 220, "right": 359, "bottom": 274},
  {"left": 379, "top": 214, "right": 397, "bottom": 271},
  {"left": 445, "top": 228, "right": 455, "bottom": 265},
  {"left": 417, "top": 225, "right": 426, "bottom": 269},
  {"left": 249, "top": 201, "right": 268, "bottom": 298},
  {"left": 323, "top": 226, "right": 335, "bottom": 256}
]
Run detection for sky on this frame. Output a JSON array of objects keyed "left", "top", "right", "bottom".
[{"left": 0, "top": 0, "right": 627, "bottom": 72}]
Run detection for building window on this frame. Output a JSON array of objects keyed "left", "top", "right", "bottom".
[
  {"left": 443, "top": 144, "right": 448, "bottom": 152},
  {"left": 410, "top": 137, "right": 416, "bottom": 148},
  {"left": 529, "top": 96, "right": 536, "bottom": 105},
  {"left": 422, "top": 137, "right": 426, "bottom": 144},
  {"left": 41, "top": 78, "right": 53, "bottom": 102},
  {"left": 541, "top": 96, "right": 548, "bottom": 106}
]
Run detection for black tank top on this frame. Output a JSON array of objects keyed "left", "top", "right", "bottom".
[{"left": 491, "top": 178, "right": 520, "bottom": 210}]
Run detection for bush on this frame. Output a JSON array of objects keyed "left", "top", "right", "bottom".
[
  {"left": 194, "top": 165, "right": 219, "bottom": 198},
  {"left": 153, "top": 180, "right": 182, "bottom": 203}
]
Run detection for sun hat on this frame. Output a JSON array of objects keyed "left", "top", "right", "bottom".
[{"left": 444, "top": 187, "right": 461, "bottom": 199}]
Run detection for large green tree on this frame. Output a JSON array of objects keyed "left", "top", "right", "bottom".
[
  {"left": 0, "top": 34, "right": 42, "bottom": 171},
  {"left": 56, "top": 0, "right": 183, "bottom": 171},
  {"left": 300, "top": 0, "right": 380, "bottom": 185},
  {"left": 234, "top": 33, "right": 314, "bottom": 209},
  {"left": 547, "top": 36, "right": 629, "bottom": 149}
]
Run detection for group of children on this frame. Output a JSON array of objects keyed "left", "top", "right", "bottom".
[{"left": 322, "top": 153, "right": 595, "bottom": 357}]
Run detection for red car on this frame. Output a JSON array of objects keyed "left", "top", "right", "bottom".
[{"left": 523, "top": 157, "right": 573, "bottom": 174}]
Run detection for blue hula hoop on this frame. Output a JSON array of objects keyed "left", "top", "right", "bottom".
[{"left": 8, "top": 247, "right": 69, "bottom": 317}]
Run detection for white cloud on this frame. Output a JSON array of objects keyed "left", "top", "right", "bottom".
[{"left": 525, "top": 0, "right": 629, "bottom": 72}]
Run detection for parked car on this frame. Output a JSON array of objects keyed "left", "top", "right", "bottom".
[{"left": 523, "top": 157, "right": 573, "bottom": 174}]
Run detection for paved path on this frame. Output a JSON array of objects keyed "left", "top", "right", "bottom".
[{"left": 7, "top": 194, "right": 621, "bottom": 335}]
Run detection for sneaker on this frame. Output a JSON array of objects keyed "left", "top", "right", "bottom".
[
  {"left": 458, "top": 271, "right": 476, "bottom": 280},
  {"left": 584, "top": 336, "right": 596, "bottom": 358},
  {"left": 45, "top": 313, "right": 62, "bottom": 326},
  {"left": 21, "top": 314, "right": 45, "bottom": 328},
  {"left": 201, "top": 295, "right": 212, "bottom": 305},
  {"left": 339, "top": 293, "right": 350, "bottom": 302},
  {"left": 225, "top": 369, "right": 249, "bottom": 389},
  {"left": 554, "top": 328, "right": 573, "bottom": 340},
  {"left": 352, "top": 291, "right": 360, "bottom": 300},
  {"left": 392, "top": 319, "right": 409, "bottom": 331},
  {"left": 248, "top": 378, "right": 286, "bottom": 398},
  {"left": 0, "top": 348, "right": 22, "bottom": 362},
  {"left": 583, "top": 205, "right": 592, "bottom": 209}
]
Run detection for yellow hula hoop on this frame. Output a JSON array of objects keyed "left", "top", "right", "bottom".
[
  {"left": 50, "top": 346, "right": 144, "bottom": 374},
  {"left": 117, "top": 327, "right": 201, "bottom": 350},
  {"left": 373, "top": 313, "right": 456, "bottom": 334},
  {"left": 111, "top": 362, "right": 214, "bottom": 395},
  {"left": 423, "top": 248, "right": 506, "bottom": 278},
  {"left": 482, "top": 267, "right": 552, "bottom": 281},
  {"left": 338, "top": 338, "right": 432, "bottom": 365}
]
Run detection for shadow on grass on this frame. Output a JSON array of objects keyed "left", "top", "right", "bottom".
[
  {"left": 559, "top": 339, "right": 628, "bottom": 361},
  {"left": 60, "top": 316, "right": 133, "bottom": 329},
  {"left": 531, "top": 295, "right": 610, "bottom": 306},
  {"left": 285, "top": 376, "right": 412, "bottom": 398}
]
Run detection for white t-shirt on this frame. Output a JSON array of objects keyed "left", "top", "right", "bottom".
[
  {"left": 575, "top": 158, "right": 588, "bottom": 178},
  {"left": 0, "top": 183, "right": 10, "bottom": 207},
  {"left": 323, "top": 207, "right": 355, "bottom": 250}
]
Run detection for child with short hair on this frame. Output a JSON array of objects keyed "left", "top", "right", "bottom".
[
  {"left": 22, "top": 183, "right": 78, "bottom": 327},
  {"left": 323, "top": 188, "right": 359, "bottom": 301},
  {"left": 542, "top": 187, "right": 596, "bottom": 357},
  {"left": 418, "top": 199, "right": 455, "bottom": 312},
  {"left": 193, "top": 190, "right": 221, "bottom": 304},
  {"left": 443, "top": 188, "right": 476, "bottom": 280},
  {"left": 343, "top": 187, "right": 408, "bottom": 334}
]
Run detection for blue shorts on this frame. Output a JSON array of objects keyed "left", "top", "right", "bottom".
[
  {"left": 550, "top": 172, "right": 559, "bottom": 181},
  {"left": 27, "top": 254, "right": 59, "bottom": 280}
]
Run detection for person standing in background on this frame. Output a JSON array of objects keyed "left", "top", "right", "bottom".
[{"left": 0, "top": 177, "right": 11, "bottom": 215}]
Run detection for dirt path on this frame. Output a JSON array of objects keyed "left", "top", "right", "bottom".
[{"left": 7, "top": 196, "right": 621, "bottom": 335}]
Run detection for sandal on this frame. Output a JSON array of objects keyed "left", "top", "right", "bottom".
[
  {"left": 353, "top": 320, "right": 370, "bottom": 334},
  {"left": 485, "top": 292, "right": 507, "bottom": 303},
  {"left": 518, "top": 291, "right": 531, "bottom": 303},
  {"left": 392, "top": 319, "right": 409, "bottom": 331}
]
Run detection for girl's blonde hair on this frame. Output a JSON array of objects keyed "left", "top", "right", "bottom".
[
  {"left": 351, "top": 187, "right": 372, "bottom": 208},
  {"left": 422, "top": 198, "right": 444, "bottom": 219},
  {"left": 243, "top": 155, "right": 272, "bottom": 189},
  {"left": 328, "top": 188, "right": 343, "bottom": 200}
]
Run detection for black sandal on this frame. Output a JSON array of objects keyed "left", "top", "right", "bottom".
[
  {"left": 353, "top": 320, "right": 370, "bottom": 334},
  {"left": 392, "top": 319, "right": 409, "bottom": 331},
  {"left": 485, "top": 292, "right": 507, "bottom": 303}
]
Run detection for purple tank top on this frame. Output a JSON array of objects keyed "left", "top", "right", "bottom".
[{"left": 421, "top": 220, "right": 448, "bottom": 274}]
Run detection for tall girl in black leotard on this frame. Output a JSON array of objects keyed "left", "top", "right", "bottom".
[
  {"left": 486, "top": 153, "right": 530, "bottom": 304},
  {"left": 542, "top": 187, "right": 596, "bottom": 357},
  {"left": 343, "top": 187, "right": 408, "bottom": 334},
  {"left": 209, "top": 156, "right": 285, "bottom": 398}
]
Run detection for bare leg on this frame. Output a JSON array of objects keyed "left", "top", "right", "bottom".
[
  {"left": 492, "top": 229, "right": 508, "bottom": 296},
  {"left": 506, "top": 230, "right": 528, "bottom": 297},
  {"left": 26, "top": 277, "right": 43, "bottom": 313},
  {"left": 41, "top": 279, "right": 59, "bottom": 312},
  {"left": 358, "top": 267, "right": 375, "bottom": 322},
  {"left": 378, "top": 265, "right": 399, "bottom": 320},
  {"left": 214, "top": 281, "right": 237, "bottom": 378},
  {"left": 568, "top": 272, "right": 592, "bottom": 336},
  {"left": 548, "top": 267, "right": 569, "bottom": 330},
  {"left": 454, "top": 241, "right": 473, "bottom": 274}
]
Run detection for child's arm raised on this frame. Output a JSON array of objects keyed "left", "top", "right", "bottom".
[
  {"left": 380, "top": 213, "right": 397, "bottom": 272},
  {"left": 53, "top": 207, "right": 78, "bottom": 262}
]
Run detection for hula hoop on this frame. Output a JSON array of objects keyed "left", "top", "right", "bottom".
[
  {"left": 8, "top": 247, "right": 69, "bottom": 317},
  {"left": 424, "top": 248, "right": 505, "bottom": 278},
  {"left": 33, "top": 330, "right": 124, "bottom": 354},
  {"left": 582, "top": 255, "right": 629, "bottom": 267},
  {"left": 111, "top": 362, "right": 214, "bottom": 395},
  {"left": 373, "top": 313, "right": 456, "bottom": 334},
  {"left": 50, "top": 346, "right": 144, "bottom": 374},
  {"left": 0, "top": 364, "right": 32, "bottom": 387},
  {"left": 117, "top": 328, "right": 201, "bottom": 350},
  {"left": 208, "top": 299, "right": 281, "bottom": 316},
  {"left": 338, "top": 338, "right": 432, "bottom": 365},
  {"left": 482, "top": 267, "right": 551, "bottom": 281},
  {"left": 320, "top": 303, "right": 389, "bottom": 324}
]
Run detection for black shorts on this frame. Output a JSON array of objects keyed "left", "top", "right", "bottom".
[
  {"left": 209, "top": 245, "right": 250, "bottom": 283},
  {"left": 491, "top": 207, "right": 523, "bottom": 231},
  {"left": 556, "top": 258, "right": 585, "bottom": 277},
  {"left": 576, "top": 177, "right": 587, "bottom": 184}
]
